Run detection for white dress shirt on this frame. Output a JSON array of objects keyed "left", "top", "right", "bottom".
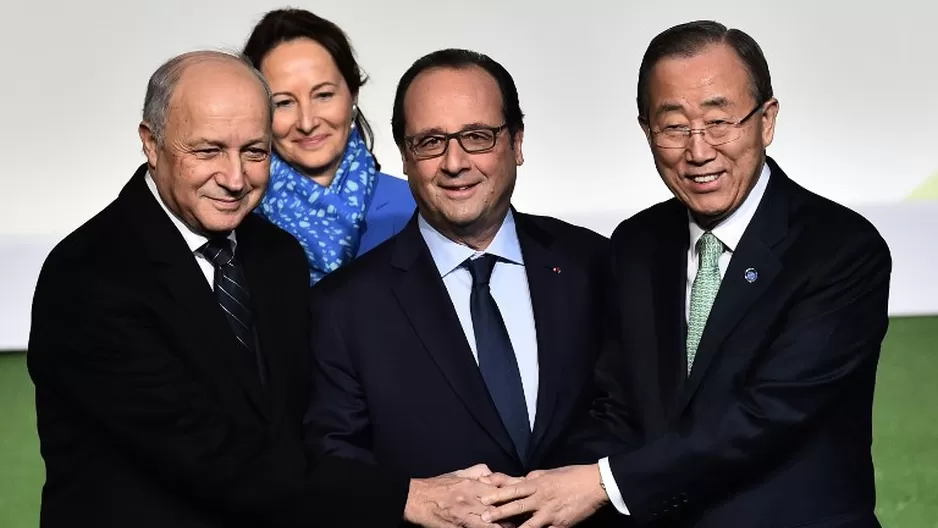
[
  {"left": 145, "top": 171, "right": 237, "bottom": 290},
  {"left": 418, "top": 210, "right": 540, "bottom": 429},
  {"left": 598, "top": 162, "right": 771, "bottom": 515}
]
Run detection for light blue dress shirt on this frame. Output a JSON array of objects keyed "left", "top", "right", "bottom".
[{"left": 418, "top": 210, "right": 539, "bottom": 429}]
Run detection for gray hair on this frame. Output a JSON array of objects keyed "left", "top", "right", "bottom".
[{"left": 141, "top": 49, "right": 273, "bottom": 144}]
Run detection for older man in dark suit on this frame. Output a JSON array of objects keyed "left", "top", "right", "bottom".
[
  {"left": 27, "top": 49, "right": 503, "bottom": 528},
  {"left": 481, "top": 21, "right": 892, "bottom": 528}
]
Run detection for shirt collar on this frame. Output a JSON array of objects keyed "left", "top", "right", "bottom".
[
  {"left": 689, "top": 161, "right": 771, "bottom": 253},
  {"left": 418, "top": 209, "right": 525, "bottom": 278},
  {"left": 145, "top": 171, "right": 237, "bottom": 255}
]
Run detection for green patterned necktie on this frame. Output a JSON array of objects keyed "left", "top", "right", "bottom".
[{"left": 686, "top": 232, "right": 724, "bottom": 375}]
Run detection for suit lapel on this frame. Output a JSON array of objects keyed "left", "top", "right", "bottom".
[
  {"left": 122, "top": 165, "right": 270, "bottom": 420},
  {"left": 157, "top": 261, "right": 271, "bottom": 419},
  {"left": 678, "top": 162, "right": 789, "bottom": 410},
  {"left": 389, "top": 218, "right": 519, "bottom": 461},
  {"left": 514, "top": 215, "right": 569, "bottom": 459},
  {"left": 237, "top": 215, "right": 291, "bottom": 423},
  {"left": 649, "top": 202, "right": 690, "bottom": 421}
]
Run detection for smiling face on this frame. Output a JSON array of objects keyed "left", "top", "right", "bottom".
[
  {"left": 139, "top": 58, "right": 272, "bottom": 236},
  {"left": 641, "top": 43, "right": 778, "bottom": 228},
  {"left": 400, "top": 66, "right": 523, "bottom": 248},
  {"left": 260, "top": 38, "right": 354, "bottom": 185}
]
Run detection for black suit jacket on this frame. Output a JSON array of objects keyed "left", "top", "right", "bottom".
[
  {"left": 598, "top": 157, "right": 891, "bottom": 527},
  {"left": 27, "top": 164, "right": 409, "bottom": 528},
  {"left": 305, "top": 212, "right": 621, "bottom": 481}
]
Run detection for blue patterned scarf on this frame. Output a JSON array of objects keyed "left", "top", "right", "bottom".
[{"left": 257, "top": 128, "right": 377, "bottom": 284}]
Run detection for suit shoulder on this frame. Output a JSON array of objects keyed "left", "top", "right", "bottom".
[
  {"left": 41, "top": 199, "right": 127, "bottom": 279},
  {"left": 517, "top": 212, "right": 608, "bottom": 253},
  {"left": 32, "top": 199, "right": 134, "bottom": 322},
  {"left": 373, "top": 172, "right": 416, "bottom": 208},
  {"left": 610, "top": 198, "right": 683, "bottom": 242},
  {"left": 788, "top": 180, "right": 890, "bottom": 257},
  {"left": 375, "top": 172, "right": 409, "bottom": 192}
]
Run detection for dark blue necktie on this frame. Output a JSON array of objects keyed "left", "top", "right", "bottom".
[
  {"left": 465, "top": 254, "right": 530, "bottom": 461},
  {"left": 198, "top": 237, "right": 266, "bottom": 386}
]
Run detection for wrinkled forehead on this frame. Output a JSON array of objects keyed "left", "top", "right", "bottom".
[
  {"left": 167, "top": 67, "right": 270, "bottom": 135},
  {"left": 648, "top": 45, "right": 755, "bottom": 117},
  {"left": 404, "top": 66, "right": 504, "bottom": 133}
]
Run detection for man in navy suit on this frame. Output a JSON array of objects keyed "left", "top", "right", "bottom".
[
  {"left": 480, "top": 21, "right": 892, "bottom": 528},
  {"left": 304, "top": 48, "right": 621, "bottom": 524}
]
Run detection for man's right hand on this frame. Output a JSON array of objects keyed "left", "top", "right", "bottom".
[{"left": 403, "top": 471, "right": 504, "bottom": 528}]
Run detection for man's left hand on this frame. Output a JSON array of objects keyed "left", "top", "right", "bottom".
[{"left": 479, "top": 464, "right": 608, "bottom": 528}]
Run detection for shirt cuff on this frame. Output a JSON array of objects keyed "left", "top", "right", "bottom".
[{"left": 598, "top": 456, "right": 630, "bottom": 515}]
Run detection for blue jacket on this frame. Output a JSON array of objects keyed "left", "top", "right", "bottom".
[
  {"left": 356, "top": 172, "right": 415, "bottom": 256},
  {"left": 254, "top": 169, "right": 415, "bottom": 280}
]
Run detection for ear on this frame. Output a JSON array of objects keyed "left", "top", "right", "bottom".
[
  {"left": 511, "top": 129, "right": 524, "bottom": 166},
  {"left": 760, "top": 97, "right": 779, "bottom": 147},
  {"left": 139, "top": 121, "right": 159, "bottom": 168}
]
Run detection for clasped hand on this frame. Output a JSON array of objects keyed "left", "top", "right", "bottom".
[{"left": 405, "top": 464, "right": 608, "bottom": 528}]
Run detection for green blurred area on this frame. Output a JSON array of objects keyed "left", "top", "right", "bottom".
[
  {"left": 907, "top": 172, "right": 938, "bottom": 200},
  {"left": 1, "top": 316, "right": 936, "bottom": 527}
]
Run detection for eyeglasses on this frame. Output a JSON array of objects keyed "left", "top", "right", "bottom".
[
  {"left": 647, "top": 103, "right": 765, "bottom": 149},
  {"left": 405, "top": 124, "right": 508, "bottom": 160}
]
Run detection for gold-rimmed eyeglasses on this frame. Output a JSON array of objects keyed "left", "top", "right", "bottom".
[
  {"left": 647, "top": 102, "right": 765, "bottom": 149},
  {"left": 405, "top": 124, "right": 508, "bottom": 160}
]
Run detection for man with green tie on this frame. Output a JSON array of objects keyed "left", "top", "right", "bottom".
[{"left": 479, "top": 20, "right": 892, "bottom": 528}]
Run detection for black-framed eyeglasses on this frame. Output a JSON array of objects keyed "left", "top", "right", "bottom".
[
  {"left": 647, "top": 102, "right": 766, "bottom": 149},
  {"left": 405, "top": 124, "right": 508, "bottom": 160}
]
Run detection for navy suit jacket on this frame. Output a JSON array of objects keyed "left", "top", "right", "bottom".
[
  {"left": 305, "top": 211, "right": 622, "bottom": 481},
  {"left": 596, "top": 157, "right": 892, "bottom": 527}
]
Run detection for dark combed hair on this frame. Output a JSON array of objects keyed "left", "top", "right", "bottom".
[
  {"left": 242, "top": 8, "right": 379, "bottom": 167},
  {"left": 636, "top": 20, "right": 773, "bottom": 120},
  {"left": 391, "top": 48, "right": 525, "bottom": 148}
]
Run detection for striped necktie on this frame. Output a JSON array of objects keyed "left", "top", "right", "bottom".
[{"left": 198, "top": 237, "right": 265, "bottom": 385}]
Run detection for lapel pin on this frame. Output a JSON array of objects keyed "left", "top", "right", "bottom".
[
  {"left": 551, "top": 266, "right": 562, "bottom": 274},
  {"left": 744, "top": 268, "right": 758, "bottom": 283}
]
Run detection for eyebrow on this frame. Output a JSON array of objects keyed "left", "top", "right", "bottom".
[
  {"left": 410, "top": 122, "right": 500, "bottom": 136},
  {"left": 654, "top": 102, "right": 684, "bottom": 117},
  {"left": 271, "top": 81, "right": 337, "bottom": 99},
  {"left": 701, "top": 96, "right": 731, "bottom": 109}
]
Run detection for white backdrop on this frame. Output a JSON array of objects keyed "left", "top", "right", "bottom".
[{"left": 1, "top": 0, "right": 936, "bottom": 349}]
